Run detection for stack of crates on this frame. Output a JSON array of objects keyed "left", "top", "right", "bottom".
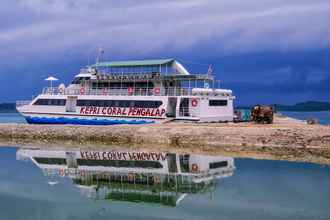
[{"left": 234, "top": 109, "right": 251, "bottom": 122}]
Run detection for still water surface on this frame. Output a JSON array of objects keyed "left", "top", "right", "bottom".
[
  {"left": 0, "top": 113, "right": 26, "bottom": 123},
  {"left": 280, "top": 111, "right": 330, "bottom": 125},
  {"left": 0, "top": 146, "right": 329, "bottom": 220}
]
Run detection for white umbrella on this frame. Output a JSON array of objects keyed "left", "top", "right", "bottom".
[
  {"left": 48, "top": 181, "right": 59, "bottom": 186},
  {"left": 45, "top": 76, "right": 58, "bottom": 88}
]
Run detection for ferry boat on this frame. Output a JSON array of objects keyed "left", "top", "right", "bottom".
[
  {"left": 17, "top": 148, "right": 235, "bottom": 206},
  {"left": 16, "top": 58, "right": 235, "bottom": 125}
]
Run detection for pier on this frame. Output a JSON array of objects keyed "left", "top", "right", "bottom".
[{"left": 0, "top": 115, "right": 329, "bottom": 164}]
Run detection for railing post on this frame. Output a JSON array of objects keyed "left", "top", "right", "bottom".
[{"left": 188, "top": 80, "right": 190, "bottom": 96}]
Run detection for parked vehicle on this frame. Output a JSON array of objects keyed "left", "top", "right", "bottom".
[{"left": 251, "top": 105, "right": 274, "bottom": 124}]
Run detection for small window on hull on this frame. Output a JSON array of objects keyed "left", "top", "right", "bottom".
[
  {"left": 209, "top": 100, "right": 227, "bottom": 106},
  {"left": 209, "top": 161, "right": 228, "bottom": 169},
  {"left": 33, "top": 157, "right": 67, "bottom": 165},
  {"left": 76, "top": 100, "right": 163, "bottom": 108},
  {"left": 76, "top": 159, "right": 163, "bottom": 169},
  {"left": 33, "top": 99, "right": 66, "bottom": 106}
]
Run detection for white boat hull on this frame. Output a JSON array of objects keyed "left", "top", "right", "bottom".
[{"left": 21, "top": 112, "right": 157, "bottom": 125}]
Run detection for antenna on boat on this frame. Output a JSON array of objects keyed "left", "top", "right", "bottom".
[
  {"left": 96, "top": 47, "right": 105, "bottom": 64},
  {"left": 207, "top": 64, "right": 214, "bottom": 76}
]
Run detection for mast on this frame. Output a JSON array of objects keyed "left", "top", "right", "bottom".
[{"left": 96, "top": 47, "right": 105, "bottom": 64}]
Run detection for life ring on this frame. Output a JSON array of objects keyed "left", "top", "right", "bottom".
[
  {"left": 153, "top": 175, "right": 161, "bottom": 184},
  {"left": 191, "top": 164, "right": 199, "bottom": 172},
  {"left": 80, "top": 170, "right": 86, "bottom": 177},
  {"left": 128, "top": 87, "right": 134, "bottom": 95},
  {"left": 80, "top": 87, "right": 85, "bottom": 95},
  {"left": 102, "top": 88, "right": 108, "bottom": 95},
  {"left": 154, "top": 87, "right": 160, "bottom": 95},
  {"left": 191, "top": 98, "right": 198, "bottom": 107},
  {"left": 59, "top": 88, "right": 64, "bottom": 94},
  {"left": 128, "top": 173, "right": 135, "bottom": 182},
  {"left": 59, "top": 169, "right": 65, "bottom": 177}
]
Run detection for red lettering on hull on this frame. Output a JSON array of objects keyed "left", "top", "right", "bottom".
[{"left": 79, "top": 106, "right": 166, "bottom": 118}]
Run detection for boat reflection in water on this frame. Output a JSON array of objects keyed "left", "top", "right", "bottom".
[{"left": 17, "top": 148, "right": 235, "bottom": 207}]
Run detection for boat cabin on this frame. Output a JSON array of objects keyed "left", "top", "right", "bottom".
[{"left": 17, "top": 58, "right": 235, "bottom": 124}]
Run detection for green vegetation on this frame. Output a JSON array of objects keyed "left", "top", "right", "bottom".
[
  {"left": 237, "top": 101, "right": 330, "bottom": 112},
  {"left": 276, "top": 101, "right": 330, "bottom": 112}
]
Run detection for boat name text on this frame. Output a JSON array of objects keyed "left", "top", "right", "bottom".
[
  {"left": 80, "top": 151, "right": 167, "bottom": 161},
  {"left": 80, "top": 106, "right": 166, "bottom": 117}
]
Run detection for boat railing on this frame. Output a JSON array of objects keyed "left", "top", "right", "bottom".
[
  {"left": 16, "top": 100, "right": 32, "bottom": 107},
  {"left": 42, "top": 87, "right": 196, "bottom": 97},
  {"left": 178, "top": 107, "right": 199, "bottom": 118}
]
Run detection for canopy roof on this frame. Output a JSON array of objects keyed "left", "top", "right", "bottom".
[
  {"left": 91, "top": 58, "right": 174, "bottom": 68},
  {"left": 45, "top": 76, "right": 58, "bottom": 81}
]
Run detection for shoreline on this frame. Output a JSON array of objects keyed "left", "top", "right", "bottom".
[{"left": 0, "top": 115, "right": 330, "bottom": 164}]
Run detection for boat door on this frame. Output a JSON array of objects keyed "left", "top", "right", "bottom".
[
  {"left": 66, "top": 96, "right": 77, "bottom": 112},
  {"left": 66, "top": 152, "right": 78, "bottom": 168},
  {"left": 179, "top": 98, "right": 190, "bottom": 117},
  {"left": 167, "top": 97, "right": 177, "bottom": 117}
]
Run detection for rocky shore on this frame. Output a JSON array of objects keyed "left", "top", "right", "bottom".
[{"left": 0, "top": 115, "right": 329, "bottom": 164}]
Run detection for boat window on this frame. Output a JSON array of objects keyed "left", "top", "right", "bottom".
[
  {"left": 33, "top": 157, "right": 67, "bottom": 165},
  {"left": 76, "top": 159, "right": 163, "bottom": 169},
  {"left": 71, "top": 77, "right": 86, "bottom": 84},
  {"left": 33, "top": 99, "right": 66, "bottom": 106},
  {"left": 77, "top": 100, "right": 162, "bottom": 108},
  {"left": 209, "top": 161, "right": 228, "bottom": 169},
  {"left": 209, "top": 100, "right": 227, "bottom": 106}
]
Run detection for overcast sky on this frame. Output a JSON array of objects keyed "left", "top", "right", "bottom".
[{"left": 1, "top": 0, "right": 330, "bottom": 104}]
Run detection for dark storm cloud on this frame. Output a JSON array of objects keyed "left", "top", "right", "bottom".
[
  {"left": 1, "top": 0, "right": 330, "bottom": 60},
  {"left": 0, "top": 0, "right": 329, "bottom": 103}
]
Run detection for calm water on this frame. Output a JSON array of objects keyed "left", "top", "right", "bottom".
[
  {"left": 0, "top": 146, "right": 329, "bottom": 220},
  {"left": 0, "top": 113, "right": 26, "bottom": 123},
  {"left": 280, "top": 111, "right": 330, "bottom": 125}
]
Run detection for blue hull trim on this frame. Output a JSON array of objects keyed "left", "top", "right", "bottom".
[{"left": 25, "top": 116, "right": 154, "bottom": 125}]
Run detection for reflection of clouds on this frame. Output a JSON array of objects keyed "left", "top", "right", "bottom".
[
  {"left": 13, "top": 147, "right": 235, "bottom": 217},
  {"left": 1, "top": 147, "right": 330, "bottom": 219}
]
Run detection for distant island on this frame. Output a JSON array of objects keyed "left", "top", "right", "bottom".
[
  {"left": 237, "top": 101, "right": 330, "bottom": 112},
  {"left": 0, "top": 103, "right": 17, "bottom": 113},
  {"left": 275, "top": 101, "right": 330, "bottom": 112}
]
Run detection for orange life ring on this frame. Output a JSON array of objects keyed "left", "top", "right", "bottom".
[
  {"left": 128, "top": 87, "right": 134, "bottom": 95},
  {"left": 80, "top": 87, "right": 85, "bottom": 95},
  {"left": 154, "top": 87, "right": 160, "bottom": 95},
  {"left": 59, "top": 169, "right": 65, "bottom": 177},
  {"left": 191, "top": 164, "right": 199, "bottom": 172},
  {"left": 80, "top": 170, "right": 86, "bottom": 177},
  {"left": 128, "top": 173, "right": 135, "bottom": 182},
  {"left": 191, "top": 98, "right": 198, "bottom": 107},
  {"left": 153, "top": 175, "right": 161, "bottom": 184}
]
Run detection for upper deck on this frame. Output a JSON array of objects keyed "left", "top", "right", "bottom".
[
  {"left": 41, "top": 58, "right": 232, "bottom": 98},
  {"left": 90, "top": 58, "right": 191, "bottom": 75}
]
